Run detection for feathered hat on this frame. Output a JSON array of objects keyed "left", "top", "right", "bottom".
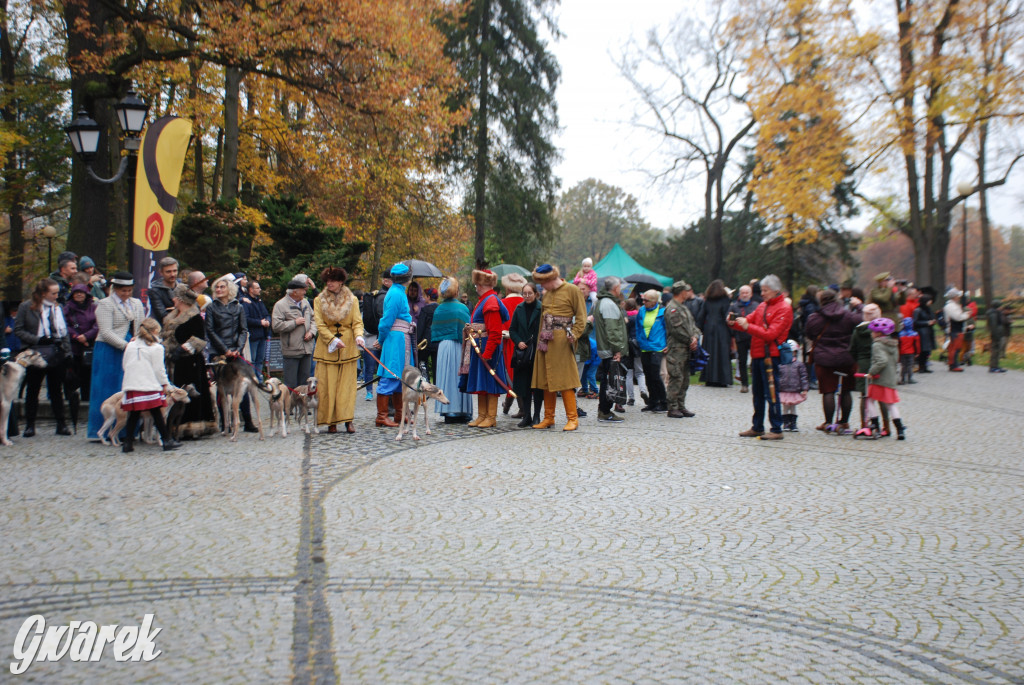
[
  {"left": 472, "top": 269, "right": 498, "bottom": 288},
  {"left": 501, "top": 273, "right": 527, "bottom": 294},
  {"left": 532, "top": 264, "right": 559, "bottom": 283}
]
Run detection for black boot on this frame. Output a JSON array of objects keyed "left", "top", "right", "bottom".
[
  {"left": 22, "top": 423, "right": 35, "bottom": 438},
  {"left": 790, "top": 415, "right": 799, "bottom": 432},
  {"left": 55, "top": 421, "right": 71, "bottom": 436},
  {"left": 893, "top": 418, "right": 906, "bottom": 441},
  {"left": 122, "top": 436, "right": 134, "bottom": 453},
  {"left": 869, "top": 417, "right": 881, "bottom": 439}
]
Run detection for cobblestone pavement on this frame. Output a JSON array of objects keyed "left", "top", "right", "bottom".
[{"left": 1, "top": 366, "right": 1022, "bottom": 683}]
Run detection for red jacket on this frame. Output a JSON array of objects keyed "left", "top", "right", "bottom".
[
  {"left": 731, "top": 294, "right": 793, "bottom": 359},
  {"left": 898, "top": 335, "right": 921, "bottom": 355}
]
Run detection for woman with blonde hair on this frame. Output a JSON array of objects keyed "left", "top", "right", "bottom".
[
  {"left": 119, "top": 318, "right": 180, "bottom": 453},
  {"left": 430, "top": 276, "right": 473, "bottom": 422},
  {"left": 312, "top": 267, "right": 364, "bottom": 433}
]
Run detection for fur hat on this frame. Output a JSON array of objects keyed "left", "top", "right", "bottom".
[
  {"left": 320, "top": 267, "right": 347, "bottom": 284},
  {"left": 172, "top": 283, "right": 197, "bottom": 305},
  {"left": 501, "top": 273, "right": 526, "bottom": 294},
  {"left": 472, "top": 269, "right": 498, "bottom": 288},
  {"left": 532, "top": 264, "right": 559, "bottom": 282}
]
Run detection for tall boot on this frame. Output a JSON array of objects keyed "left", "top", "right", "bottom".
[
  {"left": 561, "top": 390, "right": 579, "bottom": 431},
  {"left": 468, "top": 395, "right": 486, "bottom": 427},
  {"left": 893, "top": 418, "right": 906, "bottom": 441},
  {"left": 517, "top": 392, "right": 533, "bottom": 428},
  {"left": 375, "top": 394, "right": 398, "bottom": 427},
  {"left": 532, "top": 391, "right": 557, "bottom": 429},
  {"left": 391, "top": 394, "right": 404, "bottom": 427},
  {"left": 478, "top": 394, "right": 497, "bottom": 428},
  {"left": 502, "top": 394, "right": 514, "bottom": 415}
]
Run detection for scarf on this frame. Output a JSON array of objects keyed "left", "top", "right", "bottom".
[
  {"left": 161, "top": 304, "right": 200, "bottom": 354},
  {"left": 318, "top": 286, "right": 353, "bottom": 323},
  {"left": 39, "top": 301, "right": 68, "bottom": 338}
]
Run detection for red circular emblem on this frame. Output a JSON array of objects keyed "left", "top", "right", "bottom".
[{"left": 145, "top": 213, "right": 165, "bottom": 249}]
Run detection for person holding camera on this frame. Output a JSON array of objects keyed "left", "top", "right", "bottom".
[{"left": 868, "top": 272, "right": 908, "bottom": 328}]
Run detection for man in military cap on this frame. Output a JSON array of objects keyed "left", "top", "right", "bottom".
[
  {"left": 664, "top": 281, "right": 701, "bottom": 418},
  {"left": 868, "top": 272, "right": 906, "bottom": 325}
]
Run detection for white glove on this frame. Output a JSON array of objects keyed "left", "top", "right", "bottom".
[
  {"left": 327, "top": 337, "right": 342, "bottom": 353},
  {"left": 355, "top": 336, "right": 365, "bottom": 348}
]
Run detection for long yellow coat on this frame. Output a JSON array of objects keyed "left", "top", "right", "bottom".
[
  {"left": 313, "top": 288, "right": 364, "bottom": 425},
  {"left": 531, "top": 281, "right": 587, "bottom": 392}
]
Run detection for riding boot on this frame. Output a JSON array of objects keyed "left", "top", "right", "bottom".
[
  {"left": 532, "top": 391, "right": 557, "bottom": 429},
  {"left": 468, "top": 395, "right": 486, "bottom": 427},
  {"left": 893, "top": 418, "right": 906, "bottom": 441},
  {"left": 391, "top": 393, "right": 403, "bottom": 427},
  {"left": 517, "top": 392, "right": 533, "bottom": 427},
  {"left": 375, "top": 394, "right": 398, "bottom": 427},
  {"left": 561, "top": 390, "right": 579, "bottom": 431},
  {"left": 478, "top": 394, "right": 497, "bottom": 428},
  {"left": 502, "top": 394, "right": 514, "bottom": 415}
]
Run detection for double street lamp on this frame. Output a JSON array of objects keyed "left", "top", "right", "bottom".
[{"left": 64, "top": 86, "right": 150, "bottom": 180}]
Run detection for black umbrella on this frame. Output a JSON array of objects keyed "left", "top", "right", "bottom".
[
  {"left": 402, "top": 259, "right": 444, "bottom": 278},
  {"left": 624, "top": 273, "right": 664, "bottom": 293}
]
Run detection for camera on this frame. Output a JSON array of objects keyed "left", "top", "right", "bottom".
[{"left": 727, "top": 311, "right": 737, "bottom": 323}]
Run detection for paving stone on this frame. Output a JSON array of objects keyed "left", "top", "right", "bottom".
[{"left": 0, "top": 366, "right": 1021, "bottom": 683}]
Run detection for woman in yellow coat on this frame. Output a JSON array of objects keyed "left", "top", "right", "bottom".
[{"left": 313, "top": 267, "right": 365, "bottom": 433}]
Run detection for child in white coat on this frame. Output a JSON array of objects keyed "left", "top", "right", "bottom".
[{"left": 120, "top": 318, "right": 180, "bottom": 452}]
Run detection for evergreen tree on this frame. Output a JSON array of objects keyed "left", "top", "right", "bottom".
[{"left": 440, "top": 0, "right": 561, "bottom": 268}]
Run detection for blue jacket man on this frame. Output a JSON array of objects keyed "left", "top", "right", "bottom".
[
  {"left": 375, "top": 262, "right": 413, "bottom": 427},
  {"left": 636, "top": 289, "right": 668, "bottom": 412}
]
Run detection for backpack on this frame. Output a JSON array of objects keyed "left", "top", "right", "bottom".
[{"left": 362, "top": 291, "right": 386, "bottom": 335}]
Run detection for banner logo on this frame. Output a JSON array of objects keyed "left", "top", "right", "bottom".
[{"left": 144, "top": 213, "right": 165, "bottom": 250}]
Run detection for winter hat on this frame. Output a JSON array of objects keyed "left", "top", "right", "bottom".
[
  {"left": 532, "top": 264, "right": 559, "bottom": 282},
  {"left": 501, "top": 273, "right": 526, "bottom": 294},
  {"left": 172, "top": 283, "right": 198, "bottom": 305},
  {"left": 78, "top": 256, "right": 96, "bottom": 270},
  {"left": 472, "top": 269, "right": 498, "bottom": 288}
]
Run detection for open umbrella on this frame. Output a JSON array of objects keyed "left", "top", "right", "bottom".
[
  {"left": 490, "top": 263, "right": 530, "bottom": 279},
  {"left": 402, "top": 259, "right": 444, "bottom": 278},
  {"left": 624, "top": 273, "right": 664, "bottom": 293}
]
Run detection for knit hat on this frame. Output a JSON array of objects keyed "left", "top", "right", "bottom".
[
  {"left": 78, "top": 256, "right": 96, "bottom": 270},
  {"left": 532, "top": 264, "right": 559, "bottom": 282},
  {"left": 472, "top": 269, "right": 498, "bottom": 288}
]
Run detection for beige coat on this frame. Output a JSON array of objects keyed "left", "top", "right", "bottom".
[
  {"left": 272, "top": 295, "right": 315, "bottom": 358},
  {"left": 312, "top": 288, "right": 363, "bottom": 364},
  {"left": 531, "top": 282, "right": 587, "bottom": 391}
]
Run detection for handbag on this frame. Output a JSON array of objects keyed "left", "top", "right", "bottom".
[
  {"left": 607, "top": 361, "right": 627, "bottom": 405},
  {"left": 35, "top": 342, "right": 66, "bottom": 366},
  {"left": 511, "top": 338, "right": 534, "bottom": 369},
  {"left": 689, "top": 344, "right": 710, "bottom": 374},
  {"left": 806, "top": 322, "right": 829, "bottom": 365}
]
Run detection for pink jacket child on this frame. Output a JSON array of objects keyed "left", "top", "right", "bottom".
[{"left": 573, "top": 258, "right": 598, "bottom": 295}]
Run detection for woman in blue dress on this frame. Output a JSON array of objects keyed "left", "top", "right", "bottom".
[
  {"left": 464, "top": 269, "right": 510, "bottom": 428},
  {"left": 375, "top": 263, "right": 414, "bottom": 428},
  {"left": 430, "top": 277, "right": 473, "bottom": 422}
]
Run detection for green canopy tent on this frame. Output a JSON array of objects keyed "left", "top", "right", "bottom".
[{"left": 592, "top": 243, "right": 672, "bottom": 287}]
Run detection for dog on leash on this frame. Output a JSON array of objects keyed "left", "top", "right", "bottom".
[
  {"left": 290, "top": 376, "right": 318, "bottom": 434},
  {"left": 97, "top": 385, "right": 192, "bottom": 446},
  {"left": 0, "top": 350, "right": 47, "bottom": 446},
  {"left": 211, "top": 355, "right": 269, "bottom": 442},
  {"left": 265, "top": 378, "right": 292, "bottom": 437},
  {"left": 396, "top": 365, "right": 448, "bottom": 441},
  {"left": 164, "top": 383, "right": 199, "bottom": 441}
]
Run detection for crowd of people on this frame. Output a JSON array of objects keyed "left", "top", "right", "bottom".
[{"left": 1, "top": 250, "right": 1015, "bottom": 448}]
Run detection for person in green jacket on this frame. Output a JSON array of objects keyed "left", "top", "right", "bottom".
[
  {"left": 593, "top": 276, "right": 628, "bottom": 422},
  {"left": 664, "top": 280, "right": 701, "bottom": 419}
]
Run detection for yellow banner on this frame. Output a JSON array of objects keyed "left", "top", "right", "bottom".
[{"left": 133, "top": 116, "right": 192, "bottom": 251}]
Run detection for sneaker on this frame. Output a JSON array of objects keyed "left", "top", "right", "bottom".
[
  {"left": 365, "top": 389, "right": 373, "bottom": 401},
  {"left": 740, "top": 385, "right": 749, "bottom": 393},
  {"left": 577, "top": 408, "right": 588, "bottom": 418},
  {"left": 597, "top": 411, "right": 623, "bottom": 423},
  {"left": 640, "top": 391, "right": 649, "bottom": 403},
  {"left": 586, "top": 392, "right": 599, "bottom": 399},
  {"left": 626, "top": 399, "right": 635, "bottom": 406}
]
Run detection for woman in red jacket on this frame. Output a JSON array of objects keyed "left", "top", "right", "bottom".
[
  {"left": 729, "top": 274, "right": 792, "bottom": 440},
  {"left": 464, "top": 269, "right": 511, "bottom": 428}
]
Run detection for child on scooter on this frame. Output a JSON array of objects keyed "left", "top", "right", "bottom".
[{"left": 865, "top": 318, "right": 906, "bottom": 440}]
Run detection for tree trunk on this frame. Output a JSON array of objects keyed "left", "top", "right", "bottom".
[
  {"left": 188, "top": 59, "right": 205, "bottom": 202},
  {"left": 211, "top": 127, "right": 224, "bottom": 202},
  {"left": 221, "top": 67, "right": 241, "bottom": 202},
  {"left": 64, "top": 0, "right": 122, "bottom": 272},
  {"left": 1, "top": 0, "right": 24, "bottom": 296},
  {"left": 473, "top": 0, "right": 491, "bottom": 270},
  {"left": 978, "top": 126, "right": 993, "bottom": 307}
]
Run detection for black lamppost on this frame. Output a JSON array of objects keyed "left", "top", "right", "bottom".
[
  {"left": 956, "top": 181, "right": 972, "bottom": 303},
  {"left": 64, "top": 87, "right": 149, "bottom": 181},
  {"left": 64, "top": 86, "right": 150, "bottom": 280},
  {"left": 40, "top": 225, "right": 57, "bottom": 273}
]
